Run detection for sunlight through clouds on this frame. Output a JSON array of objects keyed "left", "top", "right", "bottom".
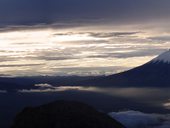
[{"left": 0, "top": 24, "right": 169, "bottom": 76}]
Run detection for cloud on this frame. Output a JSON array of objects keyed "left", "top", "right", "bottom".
[
  {"left": 85, "top": 48, "right": 165, "bottom": 59},
  {"left": 0, "top": 63, "right": 44, "bottom": 68},
  {"left": 149, "top": 36, "right": 170, "bottom": 42},
  {"left": 0, "top": 22, "right": 92, "bottom": 33},
  {"left": 34, "top": 83, "right": 53, "bottom": 88},
  {"left": 53, "top": 31, "right": 139, "bottom": 39},
  {"left": 163, "top": 99, "right": 170, "bottom": 110},
  {"left": 109, "top": 110, "right": 170, "bottom": 128},
  {"left": 112, "top": 49, "right": 166, "bottom": 58},
  {"left": 0, "top": 90, "right": 7, "bottom": 93},
  {"left": 50, "top": 66, "right": 127, "bottom": 76},
  {"left": 18, "top": 85, "right": 97, "bottom": 93},
  {"left": 0, "top": 56, "right": 17, "bottom": 62},
  {"left": 87, "top": 32, "right": 139, "bottom": 38},
  {"left": 35, "top": 56, "right": 77, "bottom": 61}
]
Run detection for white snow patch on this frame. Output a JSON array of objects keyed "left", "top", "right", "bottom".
[{"left": 152, "top": 50, "right": 170, "bottom": 63}]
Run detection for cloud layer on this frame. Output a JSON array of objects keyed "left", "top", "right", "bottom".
[
  {"left": 0, "top": 24, "right": 169, "bottom": 76},
  {"left": 109, "top": 111, "right": 170, "bottom": 128}
]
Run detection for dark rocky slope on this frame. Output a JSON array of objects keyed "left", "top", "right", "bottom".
[{"left": 11, "top": 100, "right": 125, "bottom": 128}]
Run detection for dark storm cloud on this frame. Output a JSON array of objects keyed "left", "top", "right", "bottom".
[
  {"left": 0, "top": 0, "right": 49, "bottom": 26},
  {"left": 0, "top": 0, "right": 170, "bottom": 27}
]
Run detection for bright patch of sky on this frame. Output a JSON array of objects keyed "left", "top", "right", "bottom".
[{"left": 1, "top": 22, "right": 170, "bottom": 76}]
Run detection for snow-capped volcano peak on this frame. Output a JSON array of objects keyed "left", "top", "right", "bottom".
[{"left": 152, "top": 50, "right": 170, "bottom": 63}]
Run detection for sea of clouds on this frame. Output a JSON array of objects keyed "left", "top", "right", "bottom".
[{"left": 109, "top": 111, "right": 170, "bottom": 128}]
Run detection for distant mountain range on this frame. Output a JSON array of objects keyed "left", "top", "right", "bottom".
[{"left": 1, "top": 50, "right": 170, "bottom": 91}]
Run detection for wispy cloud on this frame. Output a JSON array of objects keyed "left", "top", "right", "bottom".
[
  {"left": 0, "top": 90, "right": 7, "bottom": 93},
  {"left": 18, "top": 84, "right": 97, "bottom": 93},
  {"left": 87, "top": 32, "right": 140, "bottom": 38},
  {"left": 0, "top": 63, "right": 44, "bottom": 68},
  {"left": 163, "top": 99, "right": 170, "bottom": 110}
]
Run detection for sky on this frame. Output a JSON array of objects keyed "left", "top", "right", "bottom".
[{"left": 1, "top": 0, "right": 170, "bottom": 76}]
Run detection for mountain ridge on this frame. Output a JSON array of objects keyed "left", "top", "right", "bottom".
[{"left": 78, "top": 50, "right": 170, "bottom": 87}]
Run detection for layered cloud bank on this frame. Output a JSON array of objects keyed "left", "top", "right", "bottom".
[
  {"left": 0, "top": 24, "right": 170, "bottom": 76},
  {"left": 109, "top": 111, "right": 170, "bottom": 128}
]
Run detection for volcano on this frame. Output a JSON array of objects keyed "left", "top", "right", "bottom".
[{"left": 81, "top": 50, "right": 170, "bottom": 87}]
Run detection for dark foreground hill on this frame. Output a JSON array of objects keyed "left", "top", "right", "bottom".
[{"left": 11, "top": 100, "right": 125, "bottom": 128}]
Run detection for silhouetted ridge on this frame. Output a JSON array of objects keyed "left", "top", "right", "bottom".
[{"left": 11, "top": 100, "right": 125, "bottom": 128}]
